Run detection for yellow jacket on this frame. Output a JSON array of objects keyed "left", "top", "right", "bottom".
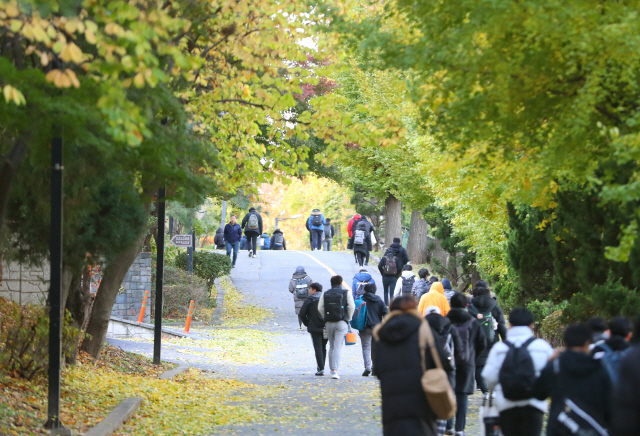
[{"left": 418, "top": 282, "right": 451, "bottom": 316}]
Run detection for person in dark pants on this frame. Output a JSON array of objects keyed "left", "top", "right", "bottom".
[
  {"left": 349, "top": 221, "right": 372, "bottom": 267},
  {"left": 223, "top": 215, "right": 242, "bottom": 267},
  {"left": 356, "top": 215, "right": 376, "bottom": 265},
  {"left": 612, "top": 315, "right": 640, "bottom": 435},
  {"left": 298, "top": 282, "right": 327, "bottom": 376},
  {"left": 533, "top": 323, "right": 612, "bottom": 436},
  {"left": 241, "top": 207, "right": 263, "bottom": 257},
  {"left": 307, "top": 208, "right": 326, "bottom": 251},
  {"left": 358, "top": 283, "right": 388, "bottom": 376},
  {"left": 378, "top": 249, "right": 402, "bottom": 305}
]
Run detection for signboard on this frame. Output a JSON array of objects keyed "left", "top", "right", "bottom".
[{"left": 171, "top": 234, "right": 193, "bottom": 247}]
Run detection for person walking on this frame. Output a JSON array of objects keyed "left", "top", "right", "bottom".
[
  {"left": 214, "top": 227, "right": 226, "bottom": 249},
  {"left": 468, "top": 283, "right": 507, "bottom": 395},
  {"left": 587, "top": 316, "right": 609, "bottom": 350},
  {"left": 240, "top": 234, "right": 247, "bottom": 250},
  {"left": 387, "top": 237, "right": 409, "bottom": 269},
  {"left": 413, "top": 268, "right": 431, "bottom": 301},
  {"left": 441, "top": 278, "right": 455, "bottom": 304},
  {"left": 394, "top": 264, "right": 416, "bottom": 298},
  {"left": 223, "top": 215, "right": 242, "bottom": 267},
  {"left": 357, "top": 283, "right": 388, "bottom": 376},
  {"left": 323, "top": 218, "right": 335, "bottom": 251},
  {"left": 612, "top": 315, "right": 640, "bottom": 435},
  {"left": 533, "top": 323, "right": 612, "bottom": 436},
  {"left": 259, "top": 232, "right": 271, "bottom": 250},
  {"left": 289, "top": 266, "right": 313, "bottom": 328},
  {"left": 418, "top": 281, "right": 451, "bottom": 316},
  {"left": 357, "top": 215, "right": 377, "bottom": 265},
  {"left": 481, "top": 308, "right": 554, "bottom": 436},
  {"left": 446, "top": 292, "right": 486, "bottom": 436},
  {"left": 347, "top": 213, "right": 361, "bottom": 238},
  {"left": 373, "top": 295, "right": 439, "bottom": 435},
  {"left": 378, "top": 248, "right": 400, "bottom": 305},
  {"left": 350, "top": 221, "right": 372, "bottom": 267},
  {"left": 307, "top": 208, "right": 326, "bottom": 251},
  {"left": 270, "top": 229, "right": 287, "bottom": 250},
  {"left": 298, "top": 282, "right": 328, "bottom": 376},
  {"left": 317, "top": 275, "right": 355, "bottom": 379},
  {"left": 241, "top": 207, "right": 263, "bottom": 258},
  {"left": 352, "top": 267, "right": 375, "bottom": 300}
]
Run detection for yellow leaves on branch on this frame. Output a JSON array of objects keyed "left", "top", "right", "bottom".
[
  {"left": 45, "top": 69, "right": 80, "bottom": 88},
  {"left": 2, "top": 85, "right": 25, "bottom": 105},
  {"left": 59, "top": 42, "right": 83, "bottom": 63}
]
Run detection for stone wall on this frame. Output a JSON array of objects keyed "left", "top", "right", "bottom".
[
  {"left": 0, "top": 259, "right": 49, "bottom": 305},
  {"left": 111, "top": 252, "right": 152, "bottom": 322}
]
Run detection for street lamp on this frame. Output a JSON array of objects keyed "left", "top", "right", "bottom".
[{"left": 275, "top": 214, "right": 302, "bottom": 229}]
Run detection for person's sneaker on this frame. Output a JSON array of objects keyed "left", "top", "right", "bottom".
[
  {"left": 331, "top": 372, "right": 340, "bottom": 380},
  {"left": 362, "top": 368, "right": 371, "bottom": 377},
  {"left": 455, "top": 432, "right": 465, "bottom": 436},
  {"left": 248, "top": 251, "right": 252, "bottom": 257},
  {"left": 444, "top": 431, "right": 455, "bottom": 436},
  {"left": 315, "top": 370, "right": 324, "bottom": 376}
]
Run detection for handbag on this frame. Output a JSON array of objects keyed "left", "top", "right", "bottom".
[
  {"left": 344, "top": 324, "right": 357, "bottom": 345},
  {"left": 480, "top": 394, "right": 501, "bottom": 436},
  {"left": 419, "top": 319, "right": 457, "bottom": 420}
]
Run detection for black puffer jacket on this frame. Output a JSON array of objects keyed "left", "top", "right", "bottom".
[
  {"left": 350, "top": 223, "right": 372, "bottom": 254},
  {"left": 592, "top": 334, "right": 630, "bottom": 356},
  {"left": 373, "top": 312, "right": 437, "bottom": 436},
  {"left": 533, "top": 350, "right": 612, "bottom": 436},
  {"left": 446, "top": 308, "right": 486, "bottom": 394},
  {"left": 298, "top": 293, "right": 325, "bottom": 333},
  {"left": 362, "top": 292, "right": 388, "bottom": 329},
  {"left": 213, "top": 228, "right": 225, "bottom": 249},
  {"left": 468, "top": 295, "right": 507, "bottom": 366},
  {"left": 425, "top": 313, "right": 463, "bottom": 390},
  {"left": 612, "top": 344, "right": 640, "bottom": 435}
]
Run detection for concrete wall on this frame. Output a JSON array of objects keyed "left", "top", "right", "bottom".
[
  {"left": 111, "top": 252, "right": 152, "bottom": 322},
  {"left": 0, "top": 259, "right": 49, "bottom": 305}
]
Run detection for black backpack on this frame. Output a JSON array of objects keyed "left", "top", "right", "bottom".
[
  {"left": 311, "top": 214, "right": 322, "bottom": 227},
  {"left": 499, "top": 337, "right": 537, "bottom": 400},
  {"left": 430, "top": 322, "right": 456, "bottom": 373},
  {"left": 401, "top": 276, "right": 415, "bottom": 296},
  {"left": 323, "top": 289, "right": 347, "bottom": 322}
]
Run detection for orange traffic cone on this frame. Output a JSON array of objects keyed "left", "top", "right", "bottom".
[
  {"left": 137, "top": 290, "right": 149, "bottom": 323},
  {"left": 183, "top": 300, "right": 195, "bottom": 333}
]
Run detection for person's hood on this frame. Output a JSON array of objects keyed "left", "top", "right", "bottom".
[
  {"left": 470, "top": 294, "right": 497, "bottom": 312},
  {"left": 356, "top": 222, "right": 367, "bottom": 230},
  {"left": 249, "top": 207, "right": 256, "bottom": 212},
  {"left": 441, "top": 278, "right": 452, "bottom": 291},
  {"left": 605, "top": 335, "right": 630, "bottom": 352},
  {"left": 401, "top": 271, "right": 415, "bottom": 279},
  {"left": 215, "top": 228, "right": 224, "bottom": 234},
  {"left": 273, "top": 229, "right": 283, "bottom": 235},
  {"left": 389, "top": 242, "right": 402, "bottom": 252},
  {"left": 429, "top": 282, "right": 445, "bottom": 295},
  {"left": 376, "top": 312, "right": 422, "bottom": 344},
  {"left": 359, "top": 216, "right": 369, "bottom": 222},
  {"left": 560, "top": 350, "right": 604, "bottom": 377},
  {"left": 426, "top": 312, "right": 451, "bottom": 334},
  {"left": 447, "top": 307, "right": 473, "bottom": 323},
  {"left": 293, "top": 266, "right": 307, "bottom": 278},
  {"left": 362, "top": 292, "right": 383, "bottom": 303},
  {"left": 354, "top": 272, "right": 372, "bottom": 281},
  {"left": 352, "top": 214, "right": 361, "bottom": 220}
]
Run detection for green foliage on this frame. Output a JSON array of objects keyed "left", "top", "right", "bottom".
[
  {"left": 160, "top": 267, "right": 212, "bottom": 318},
  {"left": 174, "top": 250, "right": 232, "bottom": 289},
  {"left": 563, "top": 274, "right": 640, "bottom": 322},
  {"left": 539, "top": 310, "right": 565, "bottom": 349},
  {"left": 0, "top": 298, "right": 78, "bottom": 380}
]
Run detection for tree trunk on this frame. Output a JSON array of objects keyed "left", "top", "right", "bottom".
[
  {"left": 406, "top": 210, "right": 429, "bottom": 264},
  {"left": 447, "top": 253, "right": 459, "bottom": 286},
  {"left": 0, "top": 138, "right": 28, "bottom": 238},
  {"left": 81, "top": 204, "right": 150, "bottom": 358},
  {"left": 384, "top": 193, "right": 402, "bottom": 245},
  {"left": 65, "top": 266, "right": 93, "bottom": 364}
]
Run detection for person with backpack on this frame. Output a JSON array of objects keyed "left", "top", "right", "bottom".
[
  {"left": 352, "top": 283, "right": 388, "bottom": 377},
  {"left": 288, "top": 266, "right": 313, "bottom": 328},
  {"left": 591, "top": 316, "right": 632, "bottom": 382},
  {"left": 350, "top": 221, "right": 372, "bottom": 267},
  {"left": 317, "top": 275, "right": 355, "bottom": 380},
  {"left": 356, "top": 215, "right": 377, "bottom": 265},
  {"left": 387, "top": 237, "right": 409, "bottom": 269},
  {"left": 612, "top": 315, "right": 640, "bottom": 435},
  {"left": 587, "top": 316, "right": 609, "bottom": 350},
  {"left": 533, "top": 323, "right": 612, "bottom": 436},
  {"left": 446, "top": 292, "right": 486, "bottom": 436},
  {"left": 481, "top": 308, "right": 554, "bottom": 436},
  {"left": 413, "top": 268, "right": 431, "bottom": 301},
  {"left": 468, "top": 283, "right": 507, "bottom": 395},
  {"left": 352, "top": 267, "right": 375, "bottom": 301},
  {"left": 418, "top": 281, "right": 451, "bottom": 317},
  {"left": 372, "top": 295, "right": 440, "bottom": 435},
  {"left": 394, "top": 264, "right": 416, "bottom": 299},
  {"left": 259, "top": 232, "right": 271, "bottom": 250},
  {"left": 307, "top": 208, "right": 326, "bottom": 251},
  {"left": 214, "top": 227, "right": 226, "bottom": 249},
  {"left": 347, "top": 213, "right": 361, "bottom": 238},
  {"left": 298, "top": 282, "right": 327, "bottom": 376},
  {"left": 269, "top": 229, "right": 287, "bottom": 250},
  {"left": 241, "top": 207, "right": 263, "bottom": 258},
  {"left": 322, "top": 218, "right": 335, "bottom": 251},
  {"left": 224, "top": 215, "right": 242, "bottom": 267},
  {"left": 378, "top": 248, "right": 401, "bottom": 305},
  {"left": 441, "top": 278, "right": 455, "bottom": 304}
]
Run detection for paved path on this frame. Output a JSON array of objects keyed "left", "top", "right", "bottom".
[{"left": 109, "top": 249, "right": 483, "bottom": 435}]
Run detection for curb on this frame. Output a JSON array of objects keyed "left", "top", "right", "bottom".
[
  {"left": 370, "top": 253, "right": 381, "bottom": 263},
  {"left": 84, "top": 397, "right": 142, "bottom": 436},
  {"left": 159, "top": 365, "right": 190, "bottom": 380},
  {"left": 211, "top": 277, "right": 225, "bottom": 325}
]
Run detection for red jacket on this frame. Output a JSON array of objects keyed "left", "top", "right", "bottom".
[{"left": 347, "top": 214, "right": 361, "bottom": 238}]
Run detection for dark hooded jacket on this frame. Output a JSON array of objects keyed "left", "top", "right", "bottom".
[
  {"left": 270, "top": 229, "right": 287, "bottom": 250},
  {"left": 362, "top": 292, "right": 388, "bottom": 328},
  {"left": 298, "top": 292, "right": 325, "bottom": 333},
  {"left": 350, "top": 222, "right": 372, "bottom": 254},
  {"left": 373, "top": 311, "right": 437, "bottom": 436},
  {"left": 378, "top": 250, "right": 402, "bottom": 278},
  {"left": 441, "top": 278, "right": 455, "bottom": 304},
  {"left": 387, "top": 242, "right": 409, "bottom": 268},
  {"left": 425, "top": 312, "right": 463, "bottom": 390},
  {"left": 446, "top": 308, "right": 487, "bottom": 394},
  {"left": 612, "top": 344, "right": 640, "bottom": 435},
  {"left": 468, "top": 294, "right": 507, "bottom": 366},
  {"left": 241, "top": 208, "right": 263, "bottom": 235},
  {"left": 288, "top": 267, "right": 313, "bottom": 315},
  {"left": 213, "top": 227, "right": 225, "bottom": 249},
  {"left": 591, "top": 334, "right": 630, "bottom": 356},
  {"left": 533, "top": 350, "right": 612, "bottom": 436}
]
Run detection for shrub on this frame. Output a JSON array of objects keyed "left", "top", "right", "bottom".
[
  {"left": 0, "top": 297, "right": 79, "bottom": 380},
  {"left": 159, "top": 267, "right": 211, "bottom": 318},
  {"left": 174, "top": 250, "right": 232, "bottom": 289},
  {"left": 539, "top": 310, "right": 565, "bottom": 348}
]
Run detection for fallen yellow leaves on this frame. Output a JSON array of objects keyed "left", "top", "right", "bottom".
[{"left": 217, "top": 276, "right": 272, "bottom": 327}]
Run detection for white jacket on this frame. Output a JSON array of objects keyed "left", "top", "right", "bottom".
[
  {"left": 481, "top": 326, "right": 554, "bottom": 413},
  {"left": 394, "top": 271, "right": 415, "bottom": 296}
]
